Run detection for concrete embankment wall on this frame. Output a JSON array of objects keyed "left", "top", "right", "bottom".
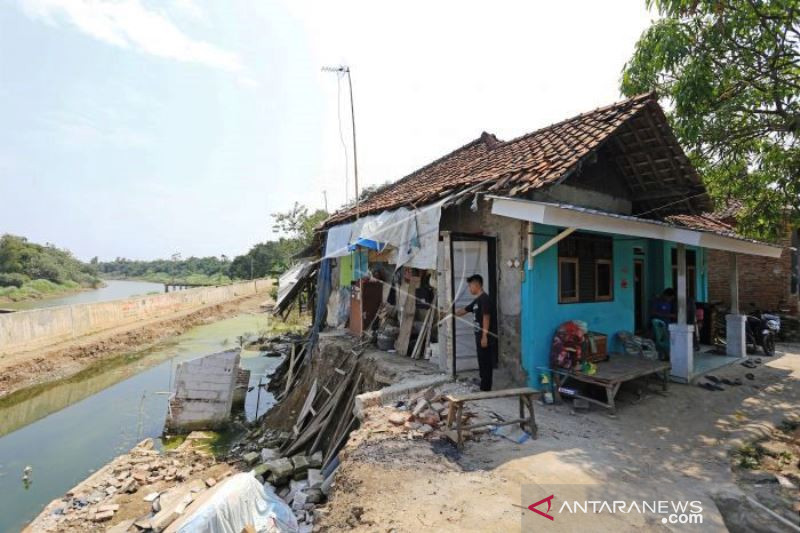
[{"left": 0, "top": 279, "right": 270, "bottom": 354}]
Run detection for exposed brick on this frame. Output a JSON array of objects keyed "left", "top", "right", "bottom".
[{"left": 708, "top": 230, "right": 798, "bottom": 312}]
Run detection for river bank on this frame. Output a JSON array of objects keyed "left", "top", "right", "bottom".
[
  {"left": 1, "top": 307, "right": 297, "bottom": 532},
  {"left": 2, "top": 280, "right": 163, "bottom": 311},
  {"left": 0, "top": 280, "right": 269, "bottom": 398},
  {"left": 0, "top": 279, "right": 103, "bottom": 307}
]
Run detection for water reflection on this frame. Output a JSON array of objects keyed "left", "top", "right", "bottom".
[{"left": 0, "top": 313, "right": 282, "bottom": 533}]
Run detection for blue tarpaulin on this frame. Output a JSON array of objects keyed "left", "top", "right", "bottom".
[{"left": 347, "top": 238, "right": 386, "bottom": 252}]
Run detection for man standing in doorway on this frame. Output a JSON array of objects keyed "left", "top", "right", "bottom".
[{"left": 456, "top": 274, "right": 497, "bottom": 391}]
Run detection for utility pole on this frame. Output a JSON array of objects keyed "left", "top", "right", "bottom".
[
  {"left": 322, "top": 190, "right": 328, "bottom": 212},
  {"left": 322, "top": 65, "right": 360, "bottom": 217}
]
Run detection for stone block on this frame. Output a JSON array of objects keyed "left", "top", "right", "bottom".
[
  {"left": 242, "top": 451, "right": 260, "bottom": 465},
  {"left": 93, "top": 509, "right": 115, "bottom": 522},
  {"left": 260, "top": 447, "right": 279, "bottom": 462},
  {"left": 305, "top": 488, "right": 324, "bottom": 504},
  {"left": 292, "top": 491, "right": 308, "bottom": 511},
  {"left": 308, "top": 451, "right": 323, "bottom": 469},
  {"left": 307, "top": 469, "right": 323, "bottom": 489},
  {"left": 291, "top": 455, "right": 310, "bottom": 476},
  {"left": 264, "top": 458, "right": 294, "bottom": 485}
]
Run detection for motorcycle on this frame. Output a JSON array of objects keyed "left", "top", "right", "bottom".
[{"left": 745, "top": 309, "right": 780, "bottom": 356}]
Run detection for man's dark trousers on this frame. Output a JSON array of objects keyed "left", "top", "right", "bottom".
[{"left": 475, "top": 336, "right": 495, "bottom": 391}]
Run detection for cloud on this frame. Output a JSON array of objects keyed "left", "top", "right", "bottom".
[{"left": 19, "top": 0, "right": 243, "bottom": 72}]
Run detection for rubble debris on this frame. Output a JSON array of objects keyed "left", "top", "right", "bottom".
[{"left": 26, "top": 438, "right": 220, "bottom": 532}]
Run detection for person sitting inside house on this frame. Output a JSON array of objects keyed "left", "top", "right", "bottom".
[
  {"left": 455, "top": 274, "right": 497, "bottom": 391},
  {"left": 651, "top": 288, "right": 677, "bottom": 323}
]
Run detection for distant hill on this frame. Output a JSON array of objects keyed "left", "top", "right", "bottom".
[{"left": 0, "top": 234, "right": 101, "bottom": 302}]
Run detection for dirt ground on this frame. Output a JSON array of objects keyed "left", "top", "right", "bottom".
[
  {"left": 318, "top": 347, "right": 800, "bottom": 532},
  {"left": 0, "top": 292, "right": 267, "bottom": 399}
]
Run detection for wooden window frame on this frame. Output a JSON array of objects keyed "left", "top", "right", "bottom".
[
  {"left": 595, "top": 259, "right": 613, "bottom": 301},
  {"left": 558, "top": 257, "right": 580, "bottom": 303}
]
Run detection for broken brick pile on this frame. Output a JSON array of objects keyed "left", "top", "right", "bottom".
[
  {"left": 382, "top": 387, "right": 493, "bottom": 444},
  {"left": 27, "top": 436, "right": 226, "bottom": 533}
]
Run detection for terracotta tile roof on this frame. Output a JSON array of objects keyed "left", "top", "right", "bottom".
[
  {"left": 324, "top": 132, "right": 500, "bottom": 225},
  {"left": 663, "top": 213, "right": 738, "bottom": 236},
  {"left": 325, "top": 92, "right": 701, "bottom": 226}
]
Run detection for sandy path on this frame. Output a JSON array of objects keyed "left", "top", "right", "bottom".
[
  {"left": 0, "top": 292, "right": 269, "bottom": 399},
  {"left": 320, "top": 347, "right": 800, "bottom": 532}
]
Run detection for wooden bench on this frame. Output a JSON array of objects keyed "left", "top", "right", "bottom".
[
  {"left": 548, "top": 354, "right": 671, "bottom": 414},
  {"left": 445, "top": 387, "right": 538, "bottom": 448}
]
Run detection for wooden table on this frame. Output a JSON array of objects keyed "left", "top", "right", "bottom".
[
  {"left": 445, "top": 387, "right": 538, "bottom": 448},
  {"left": 548, "top": 354, "right": 671, "bottom": 414}
]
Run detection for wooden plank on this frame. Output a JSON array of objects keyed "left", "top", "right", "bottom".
[
  {"left": 293, "top": 379, "right": 318, "bottom": 436},
  {"left": 283, "top": 345, "right": 296, "bottom": 396},
  {"left": 549, "top": 355, "right": 671, "bottom": 386},
  {"left": 410, "top": 307, "right": 433, "bottom": 360},
  {"left": 324, "top": 373, "right": 364, "bottom": 465},
  {"left": 446, "top": 387, "right": 538, "bottom": 403},
  {"left": 309, "top": 371, "right": 356, "bottom": 454},
  {"left": 395, "top": 276, "right": 420, "bottom": 356}
]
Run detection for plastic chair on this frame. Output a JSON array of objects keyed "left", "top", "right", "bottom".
[{"left": 651, "top": 318, "right": 670, "bottom": 360}]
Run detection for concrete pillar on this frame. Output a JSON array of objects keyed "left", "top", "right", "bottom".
[
  {"left": 669, "top": 323, "right": 695, "bottom": 381},
  {"left": 729, "top": 252, "right": 739, "bottom": 314},
  {"left": 676, "top": 243, "right": 687, "bottom": 324},
  {"left": 726, "top": 314, "right": 747, "bottom": 358}
]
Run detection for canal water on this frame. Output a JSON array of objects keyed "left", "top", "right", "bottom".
[
  {"left": 0, "top": 312, "right": 284, "bottom": 533},
  {"left": 6, "top": 279, "right": 165, "bottom": 310}
]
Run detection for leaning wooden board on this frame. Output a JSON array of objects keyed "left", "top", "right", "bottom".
[
  {"left": 549, "top": 354, "right": 671, "bottom": 414},
  {"left": 394, "top": 276, "right": 420, "bottom": 356}
]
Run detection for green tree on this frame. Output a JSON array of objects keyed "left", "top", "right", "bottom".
[
  {"left": 271, "top": 202, "right": 329, "bottom": 245},
  {"left": 621, "top": 0, "right": 800, "bottom": 238}
]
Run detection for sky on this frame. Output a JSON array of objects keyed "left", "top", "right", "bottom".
[{"left": 0, "top": 0, "right": 655, "bottom": 261}]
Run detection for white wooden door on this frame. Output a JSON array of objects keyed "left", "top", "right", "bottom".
[{"left": 451, "top": 240, "right": 489, "bottom": 371}]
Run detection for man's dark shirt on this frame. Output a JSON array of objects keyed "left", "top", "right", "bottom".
[{"left": 465, "top": 292, "right": 497, "bottom": 340}]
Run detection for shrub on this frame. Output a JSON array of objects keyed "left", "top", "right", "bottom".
[{"left": 0, "top": 272, "right": 29, "bottom": 288}]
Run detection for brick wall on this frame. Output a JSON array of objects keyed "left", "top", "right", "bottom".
[{"left": 707, "top": 231, "right": 797, "bottom": 312}]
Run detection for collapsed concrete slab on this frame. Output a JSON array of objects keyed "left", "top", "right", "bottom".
[{"left": 165, "top": 349, "right": 242, "bottom": 433}]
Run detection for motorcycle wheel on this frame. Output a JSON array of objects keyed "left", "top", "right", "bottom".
[{"left": 762, "top": 335, "right": 776, "bottom": 357}]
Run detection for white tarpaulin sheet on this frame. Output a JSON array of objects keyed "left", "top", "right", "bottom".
[
  {"left": 324, "top": 223, "right": 353, "bottom": 258},
  {"left": 323, "top": 201, "right": 443, "bottom": 269},
  {"left": 167, "top": 473, "right": 298, "bottom": 533}
]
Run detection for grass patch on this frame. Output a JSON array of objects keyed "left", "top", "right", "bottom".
[
  {"left": 264, "top": 307, "right": 311, "bottom": 336},
  {"left": 735, "top": 444, "right": 763, "bottom": 469},
  {"left": 0, "top": 278, "right": 87, "bottom": 303}
]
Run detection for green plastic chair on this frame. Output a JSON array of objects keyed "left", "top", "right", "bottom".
[{"left": 651, "top": 318, "right": 670, "bottom": 360}]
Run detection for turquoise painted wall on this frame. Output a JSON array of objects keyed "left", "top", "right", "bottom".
[
  {"left": 520, "top": 228, "right": 709, "bottom": 389},
  {"left": 521, "top": 226, "right": 641, "bottom": 388}
]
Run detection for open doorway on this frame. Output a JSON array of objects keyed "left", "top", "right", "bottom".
[{"left": 449, "top": 234, "right": 497, "bottom": 373}]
